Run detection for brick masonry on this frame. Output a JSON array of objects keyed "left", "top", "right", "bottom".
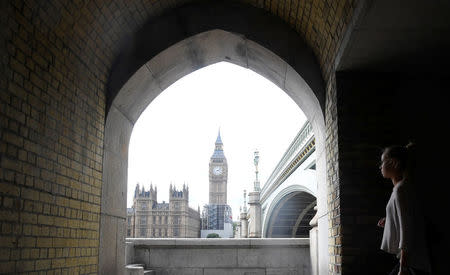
[
  {"left": 1, "top": 1, "right": 105, "bottom": 273},
  {"left": 1, "top": 0, "right": 356, "bottom": 274}
]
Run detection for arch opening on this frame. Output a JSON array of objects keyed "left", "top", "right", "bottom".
[
  {"left": 126, "top": 61, "right": 306, "bottom": 228},
  {"left": 101, "top": 29, "right": 328, "bottom": 274},
  {"left": 265, "top": 191, "right": 316, "bottom": 238}
]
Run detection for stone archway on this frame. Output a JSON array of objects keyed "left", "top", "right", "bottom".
[
  {"left": 101, "top": 28, "right": 328, "bottom": 274},
  {"left": 98, "top": 1, "right": 355, "bottom": 273}
]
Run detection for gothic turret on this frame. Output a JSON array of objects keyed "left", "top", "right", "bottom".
[
  {"left": 133, "top": 183, "right": 157, "bottom": 210},
  {"left": 170, "top": 184, "right": 188, "bottom": 200}
]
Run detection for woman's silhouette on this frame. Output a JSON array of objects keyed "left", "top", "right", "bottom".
[{"left": 377, "top": 143, "right": 431, "bottom": 275}]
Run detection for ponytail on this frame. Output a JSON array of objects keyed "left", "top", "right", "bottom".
[
  {"left": 404, "top": 141, "right": 417, "bottom": 181},
  {"left": 405, "top": 141, "right": 415, "bottom": 151},
  {"left": 382, "top": 140, "right": 417, "bottom": 180}
]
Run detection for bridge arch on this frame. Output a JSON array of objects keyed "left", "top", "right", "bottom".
[
  {"left": 262, "top": 185, "right": 316, "bottom": 238},
  {"left": 101, "top": 4, "right": 328, "bottom": 274}
]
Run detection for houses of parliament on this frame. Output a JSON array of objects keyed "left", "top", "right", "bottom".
[
  {"left": 126, "top": 131, "right": 230, "bottom": 238},
  {"left": 126, "top": 183, "right": 201, "bottom": 238}
]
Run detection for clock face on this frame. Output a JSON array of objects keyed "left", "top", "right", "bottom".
[{"left": 213, "top": 166, "right": 223, "bottom": 175}]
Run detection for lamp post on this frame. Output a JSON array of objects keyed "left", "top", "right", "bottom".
[{"left": 254, "top": 150, "right": 260, "bottom": 191}]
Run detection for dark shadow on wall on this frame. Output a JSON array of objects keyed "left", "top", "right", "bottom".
[{"left": 336, "top": 71, "right": 450, "bottom": 275}]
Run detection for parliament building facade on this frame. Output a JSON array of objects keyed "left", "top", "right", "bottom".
[{"left": 126, "top": 184, "right": 201, "bottom": 238}]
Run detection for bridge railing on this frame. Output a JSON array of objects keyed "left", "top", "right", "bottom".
[
  {"left": 125, "top": 238, "right": 310, "bottom": 274},
  {"left": 260, "top": 121, "right": 315, "bottom": 202}
]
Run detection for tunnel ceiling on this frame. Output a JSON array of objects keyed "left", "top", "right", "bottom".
[{"left": 336, "top": 0, "right": 450, "bottom": 72}]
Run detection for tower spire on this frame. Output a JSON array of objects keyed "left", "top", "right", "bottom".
[
  {"left": 212, "top": 129, "right": 225, "bottom": 159},
  {"left": 215, "top": 128, "right": 223, "bottom": 145}
]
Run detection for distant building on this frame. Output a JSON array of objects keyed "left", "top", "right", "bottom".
[
  {"left": 201, "top": 131, "right": 233, "bottom": 238},
  {"left": 201, "top": 204, "right": 232, "bottom": 230},
  {"left": 127, "top": 183, "right": 200, "bottom": 238},
  {"left": 208, "top": 130, "right": 228, "bottom": 205}
]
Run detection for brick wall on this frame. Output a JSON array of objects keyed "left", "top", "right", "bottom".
[
  {"left": 238, "top": 0, "right": 356, "bottom": 80},
  {"left": 1, "top": 0, "right": 355, "bottom": 273},
  {"left": 324, "top": 73, "right": 343, "bottom": 273},
  {"left": 0, "top": 1, "right": 105, "bottom": 273}
]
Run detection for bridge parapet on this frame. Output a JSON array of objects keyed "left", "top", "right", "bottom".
[
  {"left": 261, "top": 121, "right": 315, "bottom": 203},
  {"left": 125, "top": 238, "right": 310, "bottom": 274}
]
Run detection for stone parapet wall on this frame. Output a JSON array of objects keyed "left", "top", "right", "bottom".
[{"left": 127, "top": 238, "right": 310, "bottom": 275}]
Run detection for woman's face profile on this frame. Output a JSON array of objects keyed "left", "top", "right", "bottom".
[
  {"left": 380, "top": 152, "right": 401, "bottom": 179},
  {"left": 380, "top": 152, "right": 393, "bottom": 179}
]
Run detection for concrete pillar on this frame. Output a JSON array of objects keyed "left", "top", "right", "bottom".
[
  {"left": 125, "top": 241, "right": 134, "bottom": 265},
  {"left": 240, "top": 212, "right": 248, "bottom": 238},
  {"left": 100, "top": 106, "right": 132, "bottom": 274},
  {"left": 248, "top": 191, "right": 261, "bottom": 238},
  {"left": 309, "top": 206, "right": 319, "bottom": 275}
]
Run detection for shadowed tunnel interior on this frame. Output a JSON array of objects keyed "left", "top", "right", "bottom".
[{"left": 266, "top": 192, "right": 316, "bottom": 238}]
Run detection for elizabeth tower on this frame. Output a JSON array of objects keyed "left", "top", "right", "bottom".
[{"left": 209, "top": 131, "right": 228, "bottom": 204}]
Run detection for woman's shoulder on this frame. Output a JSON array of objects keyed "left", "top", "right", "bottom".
[
  {"left": 395, "top": 179, "right": 418, "bottom": 201},
  {"left": 393, "top": 180, "right": 405, "bottom": 191}
]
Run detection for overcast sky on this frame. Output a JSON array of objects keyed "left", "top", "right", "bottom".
[{"left": 127, "top": 62, "right": 306, "bottom": 220}]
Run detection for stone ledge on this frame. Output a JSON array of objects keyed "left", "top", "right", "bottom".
[{"left": 127, "top": 238, "right": 309, "bottom": 248}]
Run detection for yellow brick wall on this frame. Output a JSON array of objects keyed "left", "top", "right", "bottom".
[{"left": 1, "top": 0, "right": 104, "bottom": 273}]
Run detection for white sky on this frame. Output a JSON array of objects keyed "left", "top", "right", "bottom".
[{"left": 127, "top": 62, "right": 306, "bottom": 220}]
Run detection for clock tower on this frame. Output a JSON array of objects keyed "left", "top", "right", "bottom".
[{"left": 209, "top": 130, "right": 228, "bottom": 204}]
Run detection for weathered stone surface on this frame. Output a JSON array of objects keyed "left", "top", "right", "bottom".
[
  {"left": 152, "top": 268, "right": 203, "bottom": 275},
  {"left": 309, "top": 226, "right": 319, "bottom": 275},
  {"left": 125, "top": 264, "right": 144, "bottom": 275},
  {"left": 147, "top": 248, "right": 237, "bottom": 268},
  {"left": 267, "top": 268, "right": 309, "bottom": 275},
  {"left": 99, "top": 214, "right": 118, "bottom": 274},
  {"left": 126, "top": 242, "right": 135, "bottom": 265},
  {"left": 203, "top": 268, "right": 265, "bottom": 275},
  {"left": 129, "top": 238, "right": 310, "bottom": 274},
  {"left": 116, "top": 217, "right": 126, "bottom": 273},
  {"left": 249, "top": 238, "right": 309, "bottom": 247},
  {"left": 284, "top": 65, "right": 319, "bottom": 124},
  {"left": 134, "top": 248, "right": 150, "bottom": 268},
  {"left": 188, "top": 30, "right": 248, "bottom": 69},
  {"left": 247, "top": 40, "right": 286, "bottom": 90},
  {"left": 238, "top": 247, "right": 309, "bottom": 268},
  {"left": 104, "top": 105, "right": 134, "bottom": 159},
  {"left": 101, "top": 150, "right": 128, "bottom": 218},
  {"left": 113, "top": 65, "right": 162, "bottom": 123}
]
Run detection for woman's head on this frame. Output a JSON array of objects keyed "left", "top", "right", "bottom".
[{"left": 380, "top": 142, "right": 415, "bottom": 180}]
